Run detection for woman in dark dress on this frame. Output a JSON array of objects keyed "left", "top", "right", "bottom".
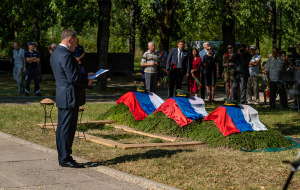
[
  {"left": 188, "top": 48, "right": 201, "bottom": 96},
  {"left": 203, "top": 47, "right": 219, "bottom": 101}
]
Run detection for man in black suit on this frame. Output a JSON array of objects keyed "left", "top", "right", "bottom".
[
  {"left": 166, "top": 40, "right": 190, "bottom": 98},
  {"left": 231, "top": 44, "right": 252, "bottom": 104},
  {"left": 50, "top": 29, "right": 93, "bottom": 168}
]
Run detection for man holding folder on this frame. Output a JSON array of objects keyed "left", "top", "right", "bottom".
[{"left": 50, "top": 29, "right": 93, "bottom": 168}]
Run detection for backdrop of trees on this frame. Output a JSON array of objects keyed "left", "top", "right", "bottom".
[{"left": 1, "top": 0, "right": 299, "bottom": 89}]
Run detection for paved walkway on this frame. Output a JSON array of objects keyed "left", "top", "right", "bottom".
[{"left": 0, "top": 132, "right": 178, "bottom": 190}]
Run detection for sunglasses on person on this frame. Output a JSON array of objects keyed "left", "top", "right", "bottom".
[{"left": 228, "top": 47, "right": 233, "bottom": 49}]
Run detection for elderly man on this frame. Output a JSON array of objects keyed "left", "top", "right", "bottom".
[
  {"left": 247, "top": 45, "right": 261, "bottom": 104},
  {"left": 141, "top": 42, "right": 159, "bottom": 92},
  {"left": 265, "top": 48, "right": 288, "bottom": 109},
  {"left": 166, "top": 40, "right": 190, "bottom": 98},
  {"left": 199, "top": 42, "right": 211, "bottom": 99},
  {"left": 24, "top": 42, "right": 41, "bottom": 96},
  {"left": 12, "top": 42, "right": 25, "bottom": 94},
  {"left": 49, "top": 43, "right": 57, "bottom": 54}
]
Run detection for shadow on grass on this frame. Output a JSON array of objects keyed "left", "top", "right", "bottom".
[
  {"left": 85, "top": 149, "right": 194, "bottom": 167},
  {"left": 273, "top": 122, "right": 300, "bottom": 136}
]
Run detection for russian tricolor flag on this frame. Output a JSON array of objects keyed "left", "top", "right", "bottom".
[
  {"left": 117, "top": 92, "right": 164, "bottom": 121},
  {"left": 203, "top": 105, "right": 267, "bottom": 136},
  {"left": 155, "top": 96, "right": 208, "bottom": 127}
]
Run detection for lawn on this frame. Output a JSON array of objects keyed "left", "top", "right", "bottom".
[
  {"left": 0, "top": 64, "right": 142, "bottom": 96},
  {"left": 0, "top": 102, "right": 299, "bottom": 190}
]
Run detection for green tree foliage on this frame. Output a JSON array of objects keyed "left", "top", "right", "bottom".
[{"left": 0, "top": 0, "right": 57, "bottom": 56}]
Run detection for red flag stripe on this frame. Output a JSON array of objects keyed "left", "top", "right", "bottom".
[
  {"left": 117, "top": 92, "right": 148, "bottom": 121},
  {"left": 155, "top": 98, "right": 193, "bottom": 127},
  {"left": 203, "top": 106, "right": 240, "bottom": 136}
]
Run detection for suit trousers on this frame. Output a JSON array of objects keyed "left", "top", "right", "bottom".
[
  {"left": 168, "top": 68, "right": 185, "bottom": 98},
  {"left": 56, "top": 107, "right": 79, "bottom": 163},
  {"left": 269, "top": 81, "right": 288, "bottom": 108},
  {"left": 232, "top": 75, "right": 248, "bottom": 104},
  {"left": 144, "top": 72, "right": 157, "bottom": 93}
]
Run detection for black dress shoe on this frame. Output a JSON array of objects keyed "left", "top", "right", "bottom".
[{"left": 59, "top": 161, "right": 85, "bottom": 168}]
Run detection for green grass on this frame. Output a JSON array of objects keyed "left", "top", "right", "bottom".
[
  {"left": 0, "top": 72, "right": 138, "bottom": 96},
  {"left": 100, "top": 103, "right": 294, "bottom": 150},
  {"left": 0, "top": 102, "right": 300, "bottom": 189}
]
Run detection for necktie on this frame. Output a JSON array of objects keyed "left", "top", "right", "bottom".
[{"left": 179, "top": 51, "right": 182, "bottom": 62}]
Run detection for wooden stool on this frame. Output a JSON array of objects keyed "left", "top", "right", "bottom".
[
  {"left": 76, "top": 106, "right": 86, "bottom": 142},
  {"left": 40, "top": 98, "right": 55, "bottom": 133}
]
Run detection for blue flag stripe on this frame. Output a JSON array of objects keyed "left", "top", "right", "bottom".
[
  {"left": 134, "top": 92, "right": 156, "bottom": 115},
  {"left": 222, "top": 106, "right": 254, "bottom": 132},
  {"left": 171, "top": 97, "right": 202, "bottom": 120}
]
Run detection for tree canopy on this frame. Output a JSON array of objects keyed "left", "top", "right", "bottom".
[{"left": 1, "top": 0, "right": 299, "bottom": 59}]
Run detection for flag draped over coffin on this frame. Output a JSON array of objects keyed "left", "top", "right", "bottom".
[
  {"left": 203, "top": 105, "right": 267, "bottom": 136},
  {"left": 155, "top": 96, "right": 208, "bottom": 127},
  {"left": 117, "top": 92, "right": 164, "bottom": 121}
]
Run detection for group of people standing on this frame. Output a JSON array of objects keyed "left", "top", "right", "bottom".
[
  {"left": 141, "top": 40, "right": 220, "bottom": 100},
  {"left": 12, "top": 42, "right": 41, "bottom": 96},
  {"left": 11, "top": 39, "right": 85, "bottom": 96},
  {"left": 141, "top": 39, "right": 299, "bottom": 108}
]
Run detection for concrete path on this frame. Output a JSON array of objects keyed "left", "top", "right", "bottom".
[{"left": 0, "top": 132, "right": 179, "bottom": 190}]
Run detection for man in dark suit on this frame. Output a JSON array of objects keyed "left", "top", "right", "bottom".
[
  {"left": 50, "top": 29, "right": 93, "bottom": 168},
  {"left": 166, "top": 40, "right": 190, "bottom": 98},
  {"left": 231, "top": 44, "right": 252, "bottom": 104}
]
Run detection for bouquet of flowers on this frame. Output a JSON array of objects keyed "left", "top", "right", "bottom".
[
  {"left": 169, "top": 62, "right": 176, "bottom": 71},
  {"left": 155, "top": 53, "right": 163, "bottom": 62},
  {"left": 193, "top": 76, "right": 203, "bottom": 90},
  {"left": 265, "top": 85, "right": 270, "bottom": 98},
  {"left": 161, "top": 75, "right": 168, "bottom": 83}
]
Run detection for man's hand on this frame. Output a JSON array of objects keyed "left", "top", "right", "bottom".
[
  {"left": 88, "top": 79, "right": 93, "bottom": 86},
  {"left": 154, "top": 62, "right": 159, "bottom": 66},
  {"left": 75, "top": 57, "right": 80, "bottom": 62},
  {"left": 186, "top": 73, "right": 189, "bottom": 78},
  {"left": 88, "top": 72, "right": 95, "bottom": 86},
  {"left": 88, "top": 72, "right": 95, "bottom": 77}
]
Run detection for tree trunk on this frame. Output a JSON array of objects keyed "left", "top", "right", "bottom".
[
  {"left": 270, "top": 1, "right": 277, "bottom": 49},
  {"left": 222, "top": 0, "right": 235, "bottom": 50},
  {"left": 129, "top": 3, "right": 136, "bottom": 56},
  {"left": 278, "top": 8, "right": 282, "bottom": 51},
  {"left": 96, "top": 0, "right": 112, "bottom": 91},
  {"left": 32, "top": 21, "right": 42, "bottom": 81},
  {"left": 256, "top": 37, "right": 260, "bottom": 54},
  {"left": 153, "top": 0, "right": 179, "bottom": 52}
]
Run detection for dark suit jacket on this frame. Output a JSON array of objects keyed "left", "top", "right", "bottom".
[
  {"left": 232, "top": 52, "right": 251, "bottom": 78},
  {"left": 50, "top": 45, "right": 89, "bottom": 109},
  {"left": 166, "top": 48, "right": 190, "bottom": 74}
]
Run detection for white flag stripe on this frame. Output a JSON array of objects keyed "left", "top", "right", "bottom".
[
  {"left": 240, "top": 105, "right": 268, "bottom": 131},
  {"left": 188, "top": 96, "right": 209, "bottom": 117},
  {"left": 148, "top": 92, "right": 165, "bottom": 109}
]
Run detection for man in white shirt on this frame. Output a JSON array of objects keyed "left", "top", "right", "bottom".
[
  {"left": 265, "top": 48, "right": 288, "bottom": 109},
  {"left": 12, "top": 42, "right": 25, "bottom": 94},
  {"left": 247, "top": 45, "right": 261, "bottom": 104}
]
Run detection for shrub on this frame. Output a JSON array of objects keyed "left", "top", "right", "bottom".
[{"left": 99, "top": 104, "right": 292, "bottom": 150}]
